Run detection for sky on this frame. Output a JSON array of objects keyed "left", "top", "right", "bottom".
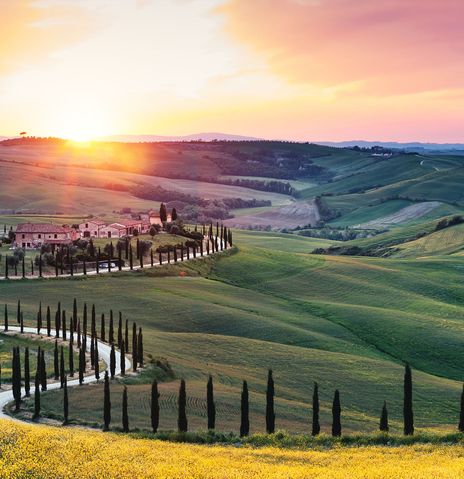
[{"left": 1, "top": 0, "right": 463, "bottom": 142}]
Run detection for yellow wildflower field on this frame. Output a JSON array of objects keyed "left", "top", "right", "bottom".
[{"left": 0, "top": 420, "right": 464, "bottom": 478}]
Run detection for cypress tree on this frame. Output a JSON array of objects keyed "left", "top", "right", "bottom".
[
  {"left": 83, "top": 303, "right": 87, "bottom": 353},
  {"left": 160, "top": 203, "right": 167, "bottom": 223},
  {"left": 55, "top": 311, "right": 60, "bottom": 339},
  {"left": 459, "top": 384, "right": 464, "bottom": 433},
  {"left": 332, "top": 389, "right": 341, "bottom": 437},
  {"left": 159, "top": 250, "right": 163, "bottom": 265},
  {"left": 20, "top": 312, "right": 24, "bottom": 333},
  {"left": 117, "top": 314, "right": 122, "bottom": 349},
  {"left": 120, "top": 340, "right": 126, "bottom": 376},
  {"left": 22, "top": 255, "right": 25, "bottom": 278},
  {"left": 60, "top": 346, "right": 65, "bottom": 389},
  {"left": 79, "top": 347, "right": 85, "bottom": 385},
  {"left": 62, "top": 310, "right": 67, "bottom": 341},
  {"left": 4, "top": 304, "right": 8, "bottom": 331},
  {"left": 312, "top": 382, "right": 320, "bottom": 436},
  {"left": 63, "top": 375, "right": 69, "bottom": 425},
  {"left": 240, "top": 380, "right": 249, "bottom": 437},
  {"left": 109, "top": 310, "right": 114, "bottom": 344},
  {"left": 40, "top": 349, "right": 47, "bottom": 391},
  {"left": 91, "top": 304, "right": 96, "bottom": 338},
  {"left": 94, "top": 336, "right": 100, "bottom": 381},
  {"left": 37, "top": 302, "right": 42, "bottom": 334},
  {"left": 24, "top": 347, "right": 30, "bottom": 397},
  {"left": 132, "top": 323, "right": 137, "bottom": 372},
  {"left": 77, "top": 319, "right": 81, "bottom": 348},
  {"left": 404, "top": 363, "right": 414, "bottom": 435},
  {"left": 103, "top": 371, "right": 111, "bottom": 431},
  {"left": 46, "top": 305, "right": 51, "bottom": 336},
  {"left": 150, "top": 249, "right": 154, "bottom": 267},
  {"left": 96, "top": 249, "right": 100, "bottom": 274},
  {"left": 83, "top": 258, "right": 87, "bottom": 275},
  {"left": 380, "top": 400, "right": 389, "bottom": 432},
  {"left": 110, "top": 343, "right": 116, "bottom": 379},
  {"left": 72, "top": 298, "right": 77, "bottom": 331},
  {"left": 178, "top": 379, "right": 188, "bottom": 432},
  {"left": 129, "top": 244, "right": 133, "bottom": 270},
  {"left": 122, "top": 386, "right": 129, "bottom": 432},
  {"left": 90, "top": 327, "right": 95, "bottom": 369},
  {"left": 12, "top": 347, "right": 21, "bottom": 411},
  {"left": 4, "top": 256, "right": 8, "bottom": 279},
  {"left": 69, "top": 338, "right": 74, "bottom": 377},
  {"left": 137, "top": 327, "right": 143, "bottom": 367},
  {"left": 38, "top": 255, "right": 42, "bottom": 277},
  {"left": 69, "top": 315, "right": 74, "bottom": 345},
  {"left": 228, "top": 229, "right": 233, "bottom": 246},
  {"left": 151, "top": 380, "right": 160, "bottom": 433},
  {"left": 54, "top": 341, "right": 59, "bottom": 380},
  {"left": 207, "top": 375, "right": 216, "bottom": 430},
  {"left": 266, "top": 369, "right": 275, "bottom": 434},
  {"left": 124, "top": 318, "right": 129, "bottom": 353},
  {"left": 100, "top": 313, "right": 105, "bottom": 342},
  {"left": 33, "top": 370, "right": 40, "bottom": 420},
  {"left": 17, "top": 300, "right": 20, "bottom": 324},
  {"left": 118, "top": 246, "right": 122, "bottom": 271}
]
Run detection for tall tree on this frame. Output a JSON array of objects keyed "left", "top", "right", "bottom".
[
  {"left": 46, "top": 306, "right": 51, "bottom": 336},
  {"left": 178, "top": 379, "right": 188, "bottom": 432},
  {"left": 69, "top": 338, "right": 74, "bottom": 377},
  {"left": 137, "top": 327, "right": 143, "bottom": 367},
  {"left": 160, "top": 203, "right": 167, "bottom": 223},
  {"left": 100, "top": 313, "right": 105, "bottom": 342},
  {"left": 37, "top": 302, "right": 42, "bottom": 334},
  {"left": 109, "top": 310, "right": 114, "bottom": 344},
  {"left": 82, "top": 303, "right": 87, "bottom": 352},
  {"left": 151, "top": 380, "right": 160, "bottom": 433},
  {"left": 40, "top": 349, "right": 47, "bottom": 391},
  {"left": 124, "top": 318, "right": 129, "bottom": 353},
  {"left": 53, "top": 341, "right": 59, "bottom": 380},
  {"left": 4, "top": 304, "right": 8, "bottom": 332},
  {"left": 122, "top": 386, "right": 129, "bottom": 433},
  {"left": 103, "top": 371, "right": 111, "bottom": 431},
  {"left": 171, "top": 207, "right": 178, "bottom": 221},
  {"left": 63, "top": 375, "right": 69, "bottom": 425},
  {"left": 12, "top": 347, "right": 21, "bottom": 411},
  {"left": 240, "top": 380, "right": 249, "bottom": 437},
  {"left": 207, "top": 375, "right": 216, "bottom": 430},
  {"left": 94, "top": 336, "right": 100, "bottom": 381},
  {"left": 459, "top": 384, "right": 464, "bottom": 433},
  {"left": 120, "top": 340, "right": 126, "bottom": 376},
  {"left": 110, "top": 343, "right": 116, "bottom": 379},
  {"left": 73, "top": 298, "right": 77, "bottom": 331},
  {"left": 117, "top": 314, "right": 123, "bottom": 349},
  {"left": 266, "top": 369, "right": 275, "bottom": 434},
  {"left": 132, "top": 323, "right": 138, "bottom": 372},
  {"left": 62, "top": 310, "right": 67, "bottom": 341},
  {"left": 404, "top": 363, "right": 414, "bottom": 435},
  {"left": 33, "top": 370, "right": 40, "bottom": 420},
  {"left": 332, "top": 390, "right": 342, "bottom": 437},
  {"left": 17, "top": 300, "right": 20, "bottom": 324},
  {"left": 60, "top": 346, "right": 65, "bottom": 389},
  {"left": 78, "top": 347, "right": 85, "bottom": 385},
  {"left": 312, "top": 382, "right": 320, "bottom": 436},
  {"left": 77, "top": 319, "right": 81, "bottom": 349},
  {"left": 24, "top": 347, "right": 30, "bottom": 397},
  {"left": 380, "top": 400, "right": 389, "bottom": 432}
]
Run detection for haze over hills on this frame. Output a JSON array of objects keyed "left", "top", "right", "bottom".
[
  {"left": 321, "top": 140, "right": 464, "bottom": 153},
  {"left": 96, "top": 132, "right": 261, "bottom": 142}
]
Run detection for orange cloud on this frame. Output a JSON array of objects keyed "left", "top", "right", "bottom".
[
  {"left": 0, "top": 1, "right": 99, "bottom": 74},
  {"left": 219, "top": 0, "right": 464, "bottom": 96}
]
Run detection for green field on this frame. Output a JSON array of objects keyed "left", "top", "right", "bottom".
[{"left": 0, "top": 228, "right": 462, "bottom": 435}]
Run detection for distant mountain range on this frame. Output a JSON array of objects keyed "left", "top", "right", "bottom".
[
  {"left": 320, "top": 140, "right": 464, "bottom": 152},
  {"left": 96, "top": 132, "right": 261, "bottom": 142}
]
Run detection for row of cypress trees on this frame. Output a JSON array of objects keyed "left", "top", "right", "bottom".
[{"left": 97, "top": 364, "right": 422, "bottom": 437}]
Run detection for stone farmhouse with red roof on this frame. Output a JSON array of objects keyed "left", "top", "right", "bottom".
[
  {"left": 78, "top": 218, "right": 151, "bottom": 239},
  {"left": 15, "top": 223, "right": 78, "bottom": 249}
]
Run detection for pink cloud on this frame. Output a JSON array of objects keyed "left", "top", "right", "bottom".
[{"left": 219, "top": 0, "right": 464, "bottom": 95}]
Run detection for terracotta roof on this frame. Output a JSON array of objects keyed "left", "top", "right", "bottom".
[
  {"left": 16, "top": 223, "right": 74, "bottom": 234},
  {"left": 108, "top": 223, "right": 127, "bottom": 230},
  {"left": 115, "top": 219, "right": 141, "bottom": 226},
  {"left": 81, "top": 219, "right": 106, "bottom": 226}
]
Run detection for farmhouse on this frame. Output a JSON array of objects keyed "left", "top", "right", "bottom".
[
  {"left": 15, "top": 223, "right": 78, "bottom": 249},
  {"left": 79, "top": 219, "right": 106, "bottom": 238},
  {"left": 146, "top": 210, "right": 172, "bottom": 226}
]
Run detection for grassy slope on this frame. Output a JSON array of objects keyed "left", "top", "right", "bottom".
[{"left": 1, "top": 230, "right": 463, "bottom": 434}]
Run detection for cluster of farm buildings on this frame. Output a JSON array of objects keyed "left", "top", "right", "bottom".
[{"left": 14, "top": 210, "right": 172, "bottom": 249}]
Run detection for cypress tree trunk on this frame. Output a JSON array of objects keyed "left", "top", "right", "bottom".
[
  {"left": 46, "top": 306, "right": 51, "bottom": 336},
  {"left": 240, "top": 380, "right": 249, "bottom": 437},
  {"left": 20, "top": 312, "right": 24, "bottom": 333},
  {"left": 62, "top": 311, "right": 66, "bottom": 341},
  {"left": 266, "top": 369, "right": 275, "bottom": 434},
  {"left": 178, "top": 379, "right": 188, "bottom": 433},
  {"left": 404, "top": 363, "right": 414, "bottom": 435},
  {"left": 207, "top": 375, "right": 216, "bottom": 430},
  {"left": 103, "top": 371, "right": 111, "bottom": 431},
  {"left": 125, "top": 319, "right": 129, "bottom": 353},
  {"left": 122, "top": 386, "right": 129, "bottom": 432},
  {"left": 24, "top": 347, "right": 30, "bottom": 397},
  {"left": 4, "top": 304, "right": 8, "bottom": 332},
  {"left": 332, "top": 389, "right": 342, "bottom": 437},
  {"left": 79, "top": 347, "right": 85, "bottom": 385},
  {"left": 94, "top": 337, "right": 100, "bottom": 381},
  {"left": 110, "top": 344, "right": 116, "bottom": 379},
  {"left": 312, "top": 382, "right": 320, "bottom": 436},
  {"left": 109, "top": 310, "right": 114, "bottom": 344},
  {"left": 33, "top": 371, "right": 40, "bottom": 420},
  {"left": 60, "top": 346, "right": 65, "bottom": 389},
  {"left": 137, "top": 327, "right": 143, "bottom": 367},
  {"left": 40, "top": 350, "right": 47, "bottom": 391},
  {"left": 120, "top": 340, "right": 126, "bottom": 376},
  {"left": 459, "top": 384, "right": 464, "bottom": 433},
  {"left": 100, "top": 313, "right": 105, "bottom": 342},
  {"left": 63, "top": 376, "right": 69, "bottom": 425},
  {"left": 69, "top": 338, "right": 74, "bottom": 377},
  {"left": 117, "top": 314, "right": 122, "bottom": 349},
  {"left": 380, "top": 400, "right": 389, "bottom": 432},
  {"left": 77, "top": 320, "right": 81, "bottom": 349},
  {"left": 54, "top": 341, "right": 59, "bottom": 380},
  {"left": 151, "top": 380, "right": 160, "bottom": 433}
]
